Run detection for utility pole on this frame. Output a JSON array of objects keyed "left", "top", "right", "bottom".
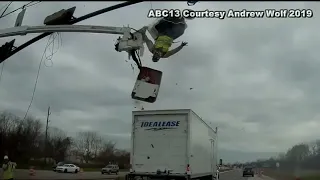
[{"left": 44, "top": 106, "right": 51, "bottom": 164}]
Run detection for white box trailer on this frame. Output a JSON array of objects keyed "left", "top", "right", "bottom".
[{"left": 127, "top": 109, "right": 219, "bottom": 180}]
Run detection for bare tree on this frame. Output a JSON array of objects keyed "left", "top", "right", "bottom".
[
  {"left": 247, "top": 139, "right": 320, "bottom": 174},
  {"left": 74, "top": 131, "right": 103, "bottom": 163},
  {"left": 0, "top": 110, "right": 130, "bottom": 169},
  {"left": 96, "top": 140, "right": 117, "bottom": 164},
  {"left": 0, "top": 111, "right": 18, "bottom": 134},
  {"left": 45, "top": 127, "right": 72, "bottom": 162}
]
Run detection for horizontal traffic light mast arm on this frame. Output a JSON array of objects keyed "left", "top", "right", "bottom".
[
  {"left": 0, "top": 1, "right": 143, "bottom": 63},
  {"left": 0, "top": 25, "right": 132, "bottom": 38}
]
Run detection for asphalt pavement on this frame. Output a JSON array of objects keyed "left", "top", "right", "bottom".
[
  {"left": 219, "top": 169, "right": 274, "bottom": 180},
  {"left": 10, "top": 169, "right": 274, "bottom": 180},
  {"left": 12, "top": 169, "right": 127, "bottom": 180}
]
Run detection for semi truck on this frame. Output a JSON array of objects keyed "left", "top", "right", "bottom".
[{"left": 126, "top": 109, "right": 220, "bottom": 180}]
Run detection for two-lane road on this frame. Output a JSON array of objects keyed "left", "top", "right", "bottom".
[
  {"left": 220, "top": 169, "right": 274, "bottom": 180},
  {"left": 10, "top": 169, "right": 274, "bottom": 180},
  {"left": 11, "top": 169, "right": 126, "bottom": 180}
]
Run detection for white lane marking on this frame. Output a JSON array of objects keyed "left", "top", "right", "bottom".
[
  {"left": 248, "top": 175, "right": 275, "bottom": 180},
  {"left": 248, "top": 176, "right": 262, "bottom": 180},
  {"left": 262, "top": 175, "right": 275, "bottom": 180},
  {"left": 220, "top": 169, "right": 235, "bottom": 174}
]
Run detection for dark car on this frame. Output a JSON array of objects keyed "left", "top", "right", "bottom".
[
  {"left": 243, "top": 167, "right": 254, "bottom": 177},
  {"left": 53, "top": 162, "right": 65, "bottom": 171}
]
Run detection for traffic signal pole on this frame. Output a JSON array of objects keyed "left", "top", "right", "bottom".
[
  {"left": 0, "top": 25, "right": 132, "bottom": 38},
  {"left": 0, "top": 1, "right": 144, "bottom": 63}
]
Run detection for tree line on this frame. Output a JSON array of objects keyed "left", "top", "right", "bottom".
[
  {"left": 0, "top": 111, "right": 130, "bottom": 169},
  {"left": 241, "top": 140, "right": 320, "bottom": 171}
]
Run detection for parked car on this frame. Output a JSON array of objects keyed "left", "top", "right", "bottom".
[
  {"left": 242, "top": 167, "right": 254, "bottom": 177},
  {"left": 52, "top": 162, "right": 65, "bottom": 171},
  {"left": 56, "top": 163, "right": 80, "bottom": 173},
  {"left": 101, "top": 164, "right": 119, "bottom": 175}
]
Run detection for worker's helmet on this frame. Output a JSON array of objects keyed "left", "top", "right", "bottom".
[
  {"left": 152, "top": 55, "right": 161, "bottom": 62},
  {"left": 152, "top": 49, "right": 164, "bottom": 62},
  {"left": 4, "top": 155, "right": 9, "bottom": 160}
]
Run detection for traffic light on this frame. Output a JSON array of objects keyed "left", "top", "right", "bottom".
[
  {"left": 0, "top": 39, "right": 15, "bottom": 64},
  {"left": 44, "top": 6, "right": 76, "bottom": 25}
]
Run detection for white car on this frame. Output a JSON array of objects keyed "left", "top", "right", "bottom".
[{"left": 56, "top": 164, "right": 80, "bottom": 173}]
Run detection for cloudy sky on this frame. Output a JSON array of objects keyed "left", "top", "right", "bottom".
[{"left": 0, "top": 1, "right": 319, "bottom": 163}]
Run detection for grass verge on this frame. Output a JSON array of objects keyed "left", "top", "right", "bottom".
[
  {"left": 300, "top": 175, "right": 320, "bottom": 180},
  {"left": 263, "top": 169, "right": 320, "bottom": 180}
]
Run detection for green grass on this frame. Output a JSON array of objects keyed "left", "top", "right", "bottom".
[
  {"left": 82, "top": 167, "right": 100, "bottom": 172},
  {"left": 301, "top": 175, "right": 320, "bottom": 180},
  {"left": 116, "top": 177, "right": 126, "bottom": 180},
  {"left": 264, "top": 169, "right": 320, "bottom": 180}
]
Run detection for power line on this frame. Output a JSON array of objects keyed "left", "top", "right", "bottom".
[
  {"left": 0, "top": 1, "right": 12, "bottom": 17},
  {"left": 0, "top": 2, "right": 12, "bottom": 14},
  {"left": 0, "top": 1, "right": 41, "bottom": 85},
  {"left": 0, "top": 1, "right": 41, "bottom": 19},
  {"left": 0, "top": 3, "right": 8, "bottom": 12},
  {"left": 22, "top": 41, "right": 46, "bottom": 120},
  {"left": 22, "top": 32, "right": 61, "bottom": 120}
]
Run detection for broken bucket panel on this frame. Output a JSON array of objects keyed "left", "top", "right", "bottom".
[{"left": 131, "top": 67, "right": 162, "bottom": 103}]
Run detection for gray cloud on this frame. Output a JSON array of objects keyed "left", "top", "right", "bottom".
[{"left": 0, "top": 1, "right": 320, "bottom": 163}]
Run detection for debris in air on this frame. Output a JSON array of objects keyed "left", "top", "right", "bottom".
[
  {"left": 133, "top": 100, "right": 144, "bottom": 110},
  {"left": 0, "top": 3, "right": 193, "bottom": 104},
  {"left": 129, "top": 15, "right": 190, "bottom": 103}
]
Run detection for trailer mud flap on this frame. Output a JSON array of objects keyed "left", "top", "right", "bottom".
[{"left": 131, "top": 67, "right": 162, "bottom": 103}]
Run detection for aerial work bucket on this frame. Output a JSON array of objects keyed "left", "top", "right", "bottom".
[{"left": 131, "top": 67, "right": 162, "bottom": 103}]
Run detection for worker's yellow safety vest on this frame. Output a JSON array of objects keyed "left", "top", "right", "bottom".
[
  {"left": 154, "top": 35, "right": 173, "bottom": 54},
  {"left": 3, "top": 162, "right": 15, "bottom": 180}
]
